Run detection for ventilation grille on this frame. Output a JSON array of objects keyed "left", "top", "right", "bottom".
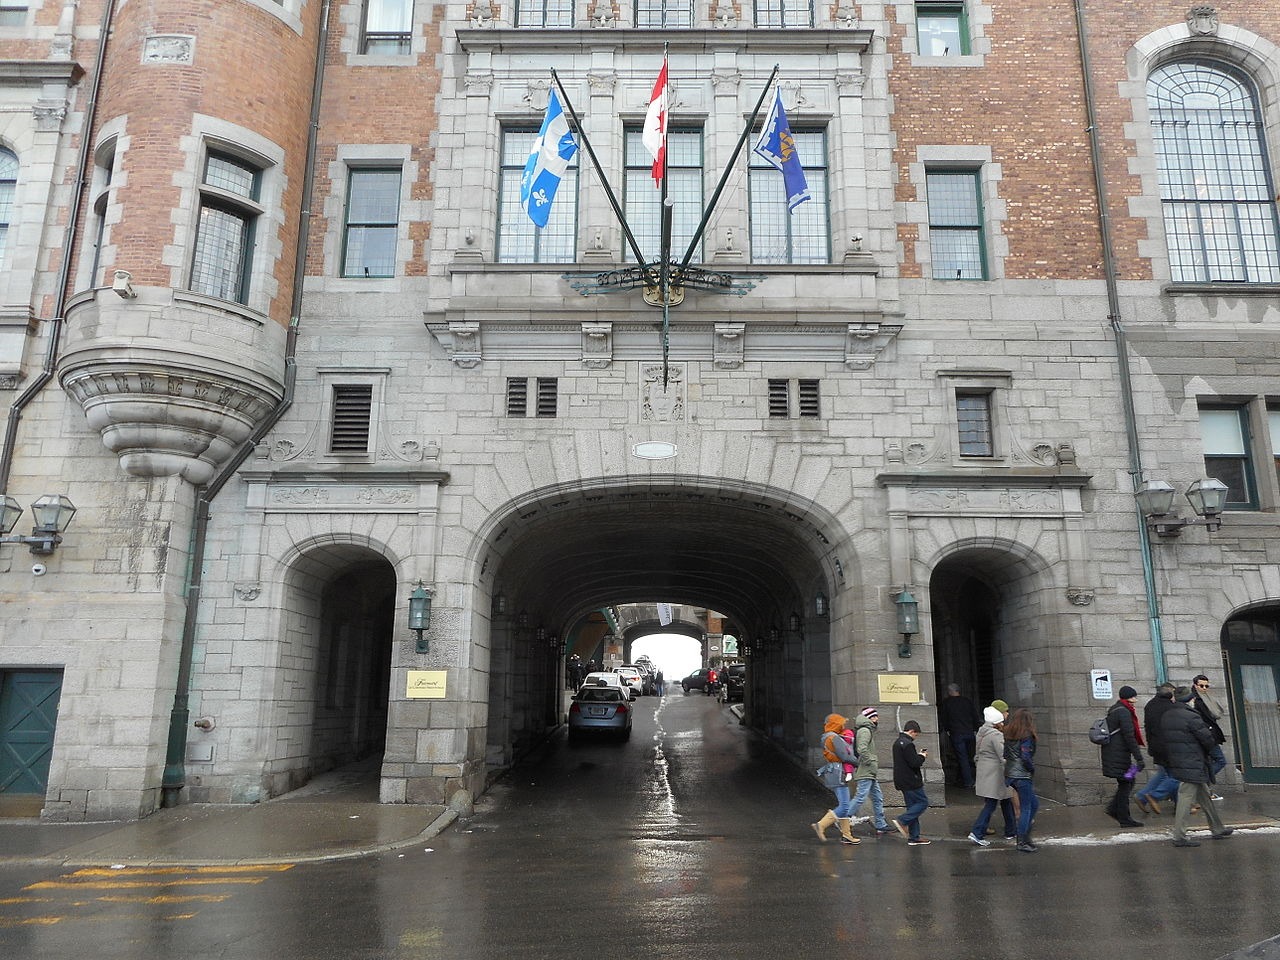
[
  {"left": 536, "top": 378, "right": 557, "bottom": 418},
  {"left": 330, "top": 384, "right": 373, "bottom": 452},
  {"left": 506, "top": 378, "right": 528, "bottom": 417},
  {"left": 798, "top": 379, "right": 820, "bottom": 418},
  {"left": 768, "top": 379, "right": 789, "bottom": 418}
]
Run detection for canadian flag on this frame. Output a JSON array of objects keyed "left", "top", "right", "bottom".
[{"left": 641, "top": 58, "right": 669, "bottom": 186}]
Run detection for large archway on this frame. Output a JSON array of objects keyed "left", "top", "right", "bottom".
[{"left": 475, "top": 478, "right": 851, "bottom": 768}]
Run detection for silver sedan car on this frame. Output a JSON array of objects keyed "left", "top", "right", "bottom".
[{"left": 568, "top": 684, "right": 632, "bottom": 741}]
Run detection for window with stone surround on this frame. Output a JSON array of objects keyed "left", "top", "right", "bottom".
[
  {"left": 342, "top": 167, "right": 401, "bottom": 278},
  {"left": 749, "top": 128, "right": 828, "bottom": 263},
  {"left": 362, "top": 0, "right": 413, "bottom": 54},
  {"left": 754, "top": 0, "right": 813, "bottom": 28},
  {"left": 1199, "top": 404, "right": 1257, "bottom": 509},
  {"left": 925, "top": 168, "right": 987, "bottom": 279},
  {"left": 1147, "top": 61, "right": 1280, "bottom": 284},
  {"left": 189, "top": 151, "right": 263, "bottom": 305},
  {"left": 1270, "top": 405, "right": 1280, "bottom": 495},
  {"left": 625, "top": 127, "right": 702, "bottom": 262},
  {"left": 956, "top": 390, "right": 993, "bottom": 457},
  {"left": 498, "top": 126, "right": 577, "bottom": 263},
  {"left": 635, "top": 0, "right": 693, "bottom": 28},
  {"left": 0, "top": 4, "right": 27, "bottom": 27},
  {"left": 515, "top": 0, "right": 573, "bottom": 26},
  {"left": 87, "top": 141, "right": 115, "bottom": 288},
  {"left": 916, "top": 2, "right": 968, "bottom": 56},
  {"left": 0, "top": 148, "right": 16, "bottom": 270}
]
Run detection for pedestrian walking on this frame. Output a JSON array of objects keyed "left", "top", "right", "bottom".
[
  {"left": 1135, "top": 682, "right": 1180, "bottom": 815},
  {"left": 1163, "top": 685, "right": 1233, "bottom": 847},
  {"left": 1003, "top": 707, "right": 1040, "bottom": 853},
  {"left": 848, "top": 707, "right": 894, "bottom": 837},
  {"left": 1101, "top": 684, "right": 1146, "bottom": 827},
  {"left": 891, "top": 720, "right": 931, "bottom": 845},
  {"left": 654, "top": 669, "right": 665, "bottom": 697},
  {"left": 1191, "top": 674, "right": 1229, "bottom": 783},
  {"left": 939, "top": 683, "right": 980, "bottom": 788},
  {"left": 967, "top": 706, "right": 1017, "bottom": 846},
  {"left": 811, "top": 713, "right": 861, "bottom": 844}
]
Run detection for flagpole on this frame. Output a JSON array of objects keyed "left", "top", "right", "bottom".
[
  {"left": 549, "top": 69, "right": 654, "bottom": 283},
  {"left": 658, "top": 48, "right": 672, "bottom": 389},
  {"left": 678, "top": 64, "right": 779, "bottom": 273}
]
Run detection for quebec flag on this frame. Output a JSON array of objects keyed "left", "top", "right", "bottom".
[
  {"left": 520, "top": 90, "right": 578, "bottom": 228},
  {"left": 752, "top": 88, "right": 810, "bottom": 212}
]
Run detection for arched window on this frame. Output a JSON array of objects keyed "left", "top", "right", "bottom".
[
  {"left": 1147, "top": 61, "right": 1280, "bottom": 283},
  {"left": 0, "top": 147, "right": 17, "bottom": 269}
]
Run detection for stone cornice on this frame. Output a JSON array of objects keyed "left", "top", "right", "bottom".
[
  {"left": 0, "top": 59, "right": 84, "bottom": 85},
  {"left": 876, "top": 470, "right": 1093, "bottom": 489},
  {"left": 455, "top": 28, "right": 873, "bottom": 55}
]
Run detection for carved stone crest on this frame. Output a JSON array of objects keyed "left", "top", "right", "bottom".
[
  {"left": 1187, "top": 6, "right": 1218, "bottom": 36},
  {"left": 143, "top": 35, "right": 195, "bottom": 65},
  {"left": 641, "top": 364, "right": 685, "bottom": 422}
]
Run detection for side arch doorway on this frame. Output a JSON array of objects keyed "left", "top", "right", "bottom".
[{"left": 1223, "top": 606, "right": 1280, "bottom": 784}]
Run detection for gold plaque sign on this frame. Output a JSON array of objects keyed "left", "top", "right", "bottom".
[
  {"left": 406, "top": 670, "right": 448, "bottom": 699},
  {"left": 877, "top": 673, "right": 921, "bottom": 704}
]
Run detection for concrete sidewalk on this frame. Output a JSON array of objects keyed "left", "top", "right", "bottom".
[{"left": 2, "top": 777, "right": 1278, "bottom": 868}]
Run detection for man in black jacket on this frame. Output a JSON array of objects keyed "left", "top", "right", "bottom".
[
  {"left": 938, "top": 684, "right": 980, "bottom": 788},
  {"left": 890, "top": 720, "right": 931, "bottom": 845},
  {"left": 1100, "top": 685, "right": 1145, "bottom": 827},
  {"left": 1135, "top": 683, "right": 1179, "bottom": 815},
  {"left": 1162, "top": 685, "right": 1233, "bottom": 847}
]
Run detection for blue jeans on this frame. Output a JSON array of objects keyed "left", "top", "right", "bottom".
[
  {"left": 1008, "top": 777, "right": 1038, "bottom": 836},
  {"left": 970, "top": 796, "right": 1016, "bottom": 838},
  {"left": 898, "top": 787, "right": 929, "bottom": 840},
  {"left": 851, "top": 778, "right": 889, "bottom": 830},
  {"left": 1136, "top": 765, "right": 1180, "bottom": 802},
  {"left": 1209, "top": 744, "right": 1227, "bottom": 778},
  {"left": 832, "top": 784, "right": 852, "bottom": 818},
  {"left": 949, "top": 732, "right": 976, "bottom": 787}
]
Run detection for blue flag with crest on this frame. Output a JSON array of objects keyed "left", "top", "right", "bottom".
[
  {"left": 752, "top": 88, "right": 810, "bottom": 212},
  {"left": 521, "top": 90, "right": 578, "bottom": 228}
]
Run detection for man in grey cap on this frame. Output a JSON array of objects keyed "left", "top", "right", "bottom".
[{"left": 1161, "top": 684, "right": 1233, "bottom": 847}]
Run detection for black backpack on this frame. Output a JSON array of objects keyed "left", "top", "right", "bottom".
[{"left": 1088, "top": 716, "right": 1116, "bottom": 745}]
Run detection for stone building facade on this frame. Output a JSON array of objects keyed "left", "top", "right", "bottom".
[{"left": 0, "top": 0, "right": 1278, "bottom": 820}]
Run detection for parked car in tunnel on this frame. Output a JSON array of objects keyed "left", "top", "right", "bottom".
[
  {"left": 581, "top": 672, "right": 633, "bottom": 700},
  {"left": 619, "top": 662, "right": 655, "bottom": 695},
  {"left": 717, "top": 663, "right": 746, "bottom": 703},
  {"left": 612, "top": 665, "right": 645, "bottom": 698},
  {"left": 681, "top": 669, "right": 710, "bottom": 693},
  {"left": 568, "top": 685, "right": 632, "bottom": 741}
]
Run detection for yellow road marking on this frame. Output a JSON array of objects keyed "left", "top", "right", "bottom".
[
  {"left": 26, "top": 877, "right": 268, "bottom": 890},
  {"left": 96, "top": 894, "right": 231, "bottom": 904},
  {"left": 70, "top": 864, "right": 294, "bottom": 877},
  {"left": 0, "top": 897, "right": 54, "bottom": 904},
  {"left": 0, "top": 916, "right": 62, "bottom": 927}
]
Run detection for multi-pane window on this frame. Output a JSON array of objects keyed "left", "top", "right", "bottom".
[
  {"left": 506, "top": 378, "right": 557, "bottom": 418},
  {"left": 190, "top": 152, "right": 261, "bottom": 304},
  {"left": 768, "top": 379, "right": 820, "bottom": 419},
  {"left": 515, "top": 0, "right": 573, "bottom": 26},
  {"left": 624, "top": 128, "right": 703, "bottom": 263},
  {"left": 0, "top": 4, "right": 27, "bottom": 26},
  {"left": 329, "top": 384, "right": 374, "bottom": 452},
  {"left": 754, "top": 0, "right": 813, "bottom": 28},
  {"left": 926, "top": 169, "right": 986, "bottom": 279},
  {"left": 498, "top": 128, "right": 577, "bottom": 263},
  {"left": 0, "top": 148, "right": 16, "bottom": 270},
  {"left": 1199, "top": 406, "right": 1256, "bottom": 508},
  {"left": 89, "top": 145, "right": 114, "bottom": 288},
  {"left": 916, "top": 3, "right": 968, "bottom": 56},
  {"left": 749, "top": 129, "right": 828, "bottom": 264},
  {"left": 956, "top": 392, "right": 994, "bottom": 456},
  {"left": 1148, "top": 62, "right": 1280, "bottom": 283},
  {"left": 1269, "top": 406, "right": 1280, "bottom": 493},
  {"left": 362, "top": 0, "right": 413, "bottom": 54},
  {"left": 635, "top": 0, "right": 693, "bottom": 27},
  {"left": 342, "top": 168, "right": 401, "bottom": 278}
]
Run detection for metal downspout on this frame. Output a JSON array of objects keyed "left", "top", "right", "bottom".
[
  {"left": 160, "top": 0, "right": 331, "bottom": 806},
  {"left": 1073, "top": 0, "right": 1167, "bottom": 682},
  {"left": 0, "top": 0, "right": 115, "bottom": 489}
]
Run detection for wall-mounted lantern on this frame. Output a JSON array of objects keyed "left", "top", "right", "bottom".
[
  {"left": 0, "top": 493, "right": 77, "bottom": 556},
  {"left": 815, "top": 591, "right": 828, "bottom": 617},
  {"left": 894, "top": 588, "right": 919, "bottom": 658},
  {"left": 1135, "top": 477, "right": 1229, "bottom": 537},
  {"left": 408, "top": 581, "right": 433, "bottom": 654}
]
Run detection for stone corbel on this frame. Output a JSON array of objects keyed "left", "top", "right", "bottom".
[
  {"left": 835, "top": 71, "right": 866, "bottom": 97},
  {"left": 833, "top": 3, "right": 858, "bottom": 27},
  {"left": 234, "top": 581, "right": 262, "bottom": 602},
  {"left": 845, "top": 322, "right": 902, "bottom": 370},
  {"left": 429, "top": 321, "right": 483, "bottom": 368},
  {"left": 587, "top": 72, "right": 617, "bottom": 93},
  {"left": 713, "top": 323, "right": 745, "bottom": 369},
  {"left": 581, "top": 322, "right": 613, "bottom": 369},
  {"left": 465, "top": 71, "right": 495, "bottom": 97},
  {"left": 469, "top": 0, "right": 496, "bottom": 26},
  {"left": 1066, "top": 587, "right": 1094, "bottom": 606}
]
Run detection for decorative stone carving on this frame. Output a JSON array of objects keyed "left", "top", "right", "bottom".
[
  {"left": 713, "top": 323, "right": 745, "bottom": 369},
  {"left": 834, "top": 3, "right": 858, "bottom": 27},
  {"left": 1187, "top": 5, "right": 1218, "bottom": 36},
  {"left": 1067, "top": 587, "right": 1094, "bottom": 606},
  {"left": 581, "top": 322, "right": 613, "bottom": 369},
  {"left": 1055, "top": 442, "right": 1077, "bottom": 466},
  {"left": 464, "top": 71, "right": 494, "bottom": 96},
  {"left": 845, "top": 322, "right": 903, "bottom": 370},
  {"left": 33, "top": 100, "right": 66, "bottom": 132},
  {"left": 835, "top": 71, "right": 866, "bottom": 96},
  {"left": 587, "top": 72, "right": 617, "bottom": 93},
  {"left": 143, "top": 35, "right": 195, "bottom": 65},
  {"left": 233, "top": 582, "right": 261, "bottom": 602},
  {"left": 470, "top": 0, "right": 495, "bottom": 26},
  {"left": 712, "top": 70, "right": 742, "bottom": 92},
  {"left": 522, "top": 78, "right": 550, "bottom": 106},
  {"left": 429, "top": 321, "right": 483, "bottom": 367},
  {"left": 0, "top": 375, "right": 18, "bottom": 391},
  {"left": 641, "top": 363, "right": 685, "bottom": 422},
  {"left": 906, "top": 487, "right": 1063, "bottom": 513}
]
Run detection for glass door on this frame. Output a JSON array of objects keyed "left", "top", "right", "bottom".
[{"left": 1228, "top": 657, "right": 1280, "bottom": 783}]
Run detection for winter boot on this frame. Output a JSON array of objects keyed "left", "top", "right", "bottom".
[
  {"left": 1023, "top": 830, "right": 1038, "bottom": 850},
  {"left": 1016, "top": 834, "right": 1037, "bottom": 853},
  {"left": 811, "top": 810, "right": 837, "bottom": 842},
  {"left": 836, "top": 817, "right": 862, "bottom": 844}
]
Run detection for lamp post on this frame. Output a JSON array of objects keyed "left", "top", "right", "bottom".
[
  {"left": 894, "top": 588, "right": 919, "bottom": 658},
  {"left": 408, "top": 581, "right": 432, "bottom": 654}
]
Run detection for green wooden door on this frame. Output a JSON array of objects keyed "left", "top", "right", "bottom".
[
  {"left": 0, "top": 670, "right": 63, "bottom": 795},
  {"left": 1227, "top": 655, "right": 1280, "bottom": 784}
]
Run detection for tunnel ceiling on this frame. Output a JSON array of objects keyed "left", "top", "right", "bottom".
[{"left": 486, "top": 487, "right": 839, "bottom": 631}]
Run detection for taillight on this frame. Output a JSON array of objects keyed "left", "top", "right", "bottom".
[
  {"left": 569, "top": 702, "right": 581, "bottom": 715},
  {"left": 616, "top": 702, "right": 629, "bottom": 714}
]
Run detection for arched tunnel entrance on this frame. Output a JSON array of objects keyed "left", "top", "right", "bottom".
[{"left": 478, "top": 480, "right": 847, "bottom": 769}]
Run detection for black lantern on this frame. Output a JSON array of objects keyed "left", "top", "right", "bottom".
[
  {"left": 408, "top": 581, "right": 433, "bottom": 654},
  {"left": 0, "top": 492, "right": 77, "bottom": 556},
  {"left": 815, "top": 591, "right": 828, "bottom": 617},
  {"left": 894, "top": 588, "right": 919, "bottom": 658}
]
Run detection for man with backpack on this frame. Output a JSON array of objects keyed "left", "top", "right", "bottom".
[{"left": 1100, "top": 684, "right": 1146, "bottom": 827}]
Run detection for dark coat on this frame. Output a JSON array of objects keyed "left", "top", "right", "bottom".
[
  {"left": 892, "top": 732, "right": 926, "bottom": 791},
  {"left": 1100, "top": 701, "right": 1145, "bottom": 778},
  {"left": 1143, "top": 694, "right": 1178, "bottom": 766},
  {"left": 1161, "top": 700, "right": 1217, "bottom": 784}
]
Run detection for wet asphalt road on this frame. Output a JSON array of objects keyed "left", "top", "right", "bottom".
[{"left": 2, "top": 692, "right": 1279, "bottom": 959}]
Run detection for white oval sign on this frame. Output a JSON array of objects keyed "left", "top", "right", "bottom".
[{"left": 632, "top": 441, "right": 677, "bottom": 460}]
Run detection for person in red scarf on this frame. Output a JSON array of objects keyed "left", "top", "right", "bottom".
[{"left": 1101, "top": 684, "right": 1147, "bottom": 826}]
